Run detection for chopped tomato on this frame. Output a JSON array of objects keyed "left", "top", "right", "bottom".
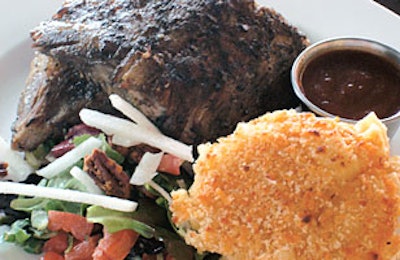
[
  {"left": 43, "top": 231, "right": 69, "bottom": 254},
  {"left": 47, "top": 211, "right": 94, "bottom": 241},
  {"left": 41, "top": 251, "right": 65, "bottom": 260},
  {"left": 92, "top": 229, "right": 139, "bottom": 260},
  {"left": 65, "top": 235, "right": 100, "bottom": 260},
  {"left": 158, "top": 154, "right": 183, "bottom": 176}
]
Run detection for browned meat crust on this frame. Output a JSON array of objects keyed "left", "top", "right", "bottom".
[
  {"left": 12, "top": 53, "right": 114, "bottom": 150},
  {"left": 12, "top": 0, "right": 308, "bottom": 150}
]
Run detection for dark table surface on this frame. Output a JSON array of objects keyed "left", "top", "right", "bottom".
[{"left": 375, "top": 0, "right": 400, "bottom": 14}]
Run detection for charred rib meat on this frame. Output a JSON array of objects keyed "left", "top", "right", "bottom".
[
  {"left": 12, "top": 53, "right": 114, "bottom": 150},
  {"left": 12, "top": 0, "right": 308, "bottom": 150}
]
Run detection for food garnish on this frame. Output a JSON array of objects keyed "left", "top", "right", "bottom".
[
  {"left": 79, "top": 108, "right": 194, "bottom": 162},
  {"left": 0, "top": 94, "right": 199, "bottom": 259},
  {"left": 0, "top": 182, "right": 137, "bottom": 213},
  {"left": 36, "top": 137, "right": 102, "bottom": 179}
]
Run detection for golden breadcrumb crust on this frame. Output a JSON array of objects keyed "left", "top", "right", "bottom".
[{"left": 170, "top": 110, "right": 400, "bottom": 260}]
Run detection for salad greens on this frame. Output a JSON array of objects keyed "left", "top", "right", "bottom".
[
  {"left": 86, "top": 206, "right": 155, "bottom": 238},
  {"left": 2, "top": 219, "right": 45, "bottom": 254},
  {"left": 0, "top": 131, "right": 212, "bottom": 259},
  {"left": 0, "top": 94, "right": 219, "bottom": 259}
]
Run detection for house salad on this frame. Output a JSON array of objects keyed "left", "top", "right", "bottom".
[{"left": 0, "top": 94, "right": 217, "bottom": 259}]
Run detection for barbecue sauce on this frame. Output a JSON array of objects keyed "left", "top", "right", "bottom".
[{"left": 301, "top": 50, "right": 400, "bottom": 120}]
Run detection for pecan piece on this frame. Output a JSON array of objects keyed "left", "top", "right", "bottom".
[
  {"left": 83, "top": 149, "right": 130, "bottom": 198},
  {"left": 0, "top": 162, "right": 8, "bottom": 177}
]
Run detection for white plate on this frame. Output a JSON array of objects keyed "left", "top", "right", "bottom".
[{"left": 0, "top": 0, "right": 399, "bottom": 258}]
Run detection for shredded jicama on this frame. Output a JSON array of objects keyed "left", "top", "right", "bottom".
[
  {"left": 36, "top": 137, "right": 102, "bottom": 179},
  {"left": 79, "top": 109, "right": 142, "bottom": 146},
  {"left": 0, "top": 182, "right": 137, "bottom": 212},
  {"left": 79, "top": 108, "right": 194, "bottom": 162},
  {"left": 109, "top": 94, "right": 160, "bottom": 133},
  {"left": 130, "top": 152, "right": 172, "bottom": 203},
  {"left": 130, "top": 152, "right": 163, "bottom": 185},
  {"left": 70, "top": 166, "right": 103, "bottom": 195},
  {"left": 148, "top": 180, "right": 172, "bottom": 204}
]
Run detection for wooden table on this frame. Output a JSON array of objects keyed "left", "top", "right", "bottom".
[{"left": 376, "top": 0, "right": 400, "bottom": 14}]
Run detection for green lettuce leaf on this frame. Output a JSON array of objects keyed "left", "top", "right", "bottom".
[
  {"left": 86, "top": 206, "right": 154, "bottom": 238},
  {"left": 1, "top": 219, "right": 45, "bottom": 254},
  {"left": 2, "top": 219, "right": 31, "bottom": 244}
]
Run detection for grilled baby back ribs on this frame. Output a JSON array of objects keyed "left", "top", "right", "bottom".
[
  {"left": 12, "top": 53, "right": 114, "bottom": 150},
  {"left": 12, "top": 0, "right": 308, "bottom": 150}
]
